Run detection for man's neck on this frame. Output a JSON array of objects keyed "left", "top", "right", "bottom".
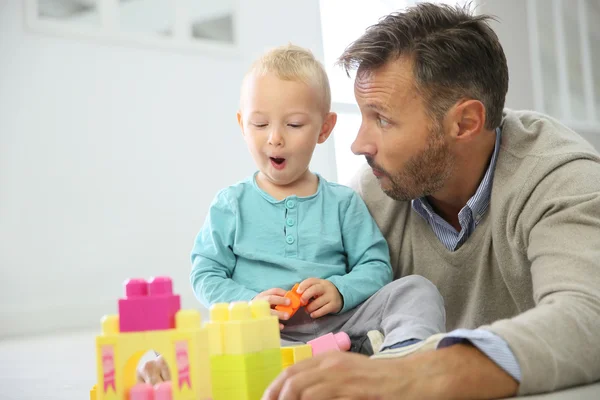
[{"left": 426, "top": 129, "right": 497, "bottom": 230}]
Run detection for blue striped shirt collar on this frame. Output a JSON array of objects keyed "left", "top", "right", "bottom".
[{"left": 411, "top": 127, "right": 502, "bottom": 250}]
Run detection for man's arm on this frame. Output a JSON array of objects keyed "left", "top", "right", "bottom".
[
  {"left": 262, "top": 343, "right": 518, "bottom": 400},
  {"left": 481, "top": 159, "right": 600, "bottom": 395}
]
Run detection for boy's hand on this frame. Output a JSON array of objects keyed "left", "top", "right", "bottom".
[
  {"left": 297, "top": 278, "right": 343, "bottom": 318},
  {"left": 254, "top": 288, "right": 292, "bottom": 329},
  {"left": 137, "top": 355, "right": 170, "bottom": 385}
]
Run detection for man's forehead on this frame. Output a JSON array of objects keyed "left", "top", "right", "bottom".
[{"left": 353, "top": 60, "right": 416, "bottom": 103}]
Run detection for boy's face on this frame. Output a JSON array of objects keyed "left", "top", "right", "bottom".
[{"left": 238, "top": 73, "right": 336, "bottom": 187}]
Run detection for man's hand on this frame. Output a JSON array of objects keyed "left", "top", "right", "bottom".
[
  {"left": 262, "top": 343, "right": 519, "bottom": 400},
  {"left": 254, "top": 288, "right": 293, "bottom": 329},
  {"left": 136, "top": 355, "right": 170, "bottom": 385},
  {"left": 297, "top": 278, "right": 343, "bottom": 318}
]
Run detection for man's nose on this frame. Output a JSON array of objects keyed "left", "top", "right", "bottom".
[{"left": 351, "top": 124, "right": 376, "bottom": 157}]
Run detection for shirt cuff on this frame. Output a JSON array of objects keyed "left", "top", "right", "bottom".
[{"left": 436, "top": 328, "right": 522, "bottom": 382}]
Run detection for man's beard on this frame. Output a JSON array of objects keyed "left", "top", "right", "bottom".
[{"left": 366, "top": 125, "right": 454, "bottom": 201}]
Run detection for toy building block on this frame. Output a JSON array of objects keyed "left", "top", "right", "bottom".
[
  {"left": 94, "top": 277, "right": 211, "bottom": 400},
  {"left": 209, "top": 300, "right": 283, "bottom": 400},
  {"left": 90, "top": 384, "right": 97, "bottom": 400},
  {"left": 250, "top": 300, "right": 283, "bottom": 386},
  {"left": 129, "top": 382, "right": 173, "bottom": 400},
  {"left": 281, "top": 344, "right": 313, "bottom": 369},
  {"left": 129, "top": 383, "right": 153, "bottom": 400},
  {"left": 307, "top": 332, "right": 351, "bottom": 356},
  {"left": 154, "top": 382, "right": 173, "bottom": 400},
  {"left": 118, "top": 277, "right": 181, "bottom": 333},
  {"left": 274, "top": 283, "right": 305, "bottom": 318}
]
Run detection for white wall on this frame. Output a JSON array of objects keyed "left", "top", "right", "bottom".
[{"left": 0, "top": 0, "right": 336, "bottom": 337}]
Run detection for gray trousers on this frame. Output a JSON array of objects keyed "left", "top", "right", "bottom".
[{"left": 280, "top": 275, "right": 446, "bottom": 352}]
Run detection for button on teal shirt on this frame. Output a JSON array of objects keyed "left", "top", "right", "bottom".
[{"left": 190, "top": 172, "right": 393, "bottom": 313}]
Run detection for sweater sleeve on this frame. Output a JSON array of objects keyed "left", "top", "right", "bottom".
[
  {"left": 483, "top": 159, "right": 600, "bottom": 395},
  {"left": 189, "top": 189, "right": 259, "bottom": 307},
  {"left": 327, "top": 191, "right": 393, "bottom": 313}
]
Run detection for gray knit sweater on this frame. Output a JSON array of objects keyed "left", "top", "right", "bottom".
[{"left": 350, "top": 109, "right": 600, "bottom": 395}]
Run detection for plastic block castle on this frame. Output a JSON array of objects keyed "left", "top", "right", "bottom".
[
  {"left": 91, "top": 277, "right": 350, "bottom": 400},
  {"left": 92, "top": 276, "right": 212, "bottom": 400}
]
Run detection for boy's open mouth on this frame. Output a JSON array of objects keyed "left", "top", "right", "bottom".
[{"left": 270, "top": 157, "right": 287, "bottom": 170}]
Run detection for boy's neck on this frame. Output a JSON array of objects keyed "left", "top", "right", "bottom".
[{"left": 256, "top": 170, "right": 319, "bottom": 201}]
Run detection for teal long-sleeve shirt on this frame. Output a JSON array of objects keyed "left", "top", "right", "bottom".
[{"left": 190, "top": 172, "right": 393, "bottom": 313}]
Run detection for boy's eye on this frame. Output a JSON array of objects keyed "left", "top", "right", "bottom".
[
  {"left": 288, "top": 124, "right": 303, "bottom": 128},
  {"left": 253, "top": 123, "right": 268, "bottom": 128}
]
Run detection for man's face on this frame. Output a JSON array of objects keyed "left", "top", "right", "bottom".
[{"left": 351, "top": 59, "right": 454, "bottom": 201}]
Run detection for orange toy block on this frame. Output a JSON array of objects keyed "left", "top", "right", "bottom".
[{"left": 275, "top": 283, "right": 304, "bottom": 318}]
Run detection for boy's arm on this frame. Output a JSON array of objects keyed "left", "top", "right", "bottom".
[
  {"left": 189, "top": 190, "right": 258, "bottom": 306},
  {"left": 327, "top": 192, "right": 393, "bottom": 313}
]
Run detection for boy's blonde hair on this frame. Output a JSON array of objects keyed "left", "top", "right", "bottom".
[{"left": 242, "top": 44, "right": 332, "bottom": 114}]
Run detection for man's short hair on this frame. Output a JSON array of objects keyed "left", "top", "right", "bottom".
[{"left": 337, "top": 2, "right": 509, "bottom": 129}]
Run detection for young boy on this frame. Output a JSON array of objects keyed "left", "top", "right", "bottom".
[{"left": 189, "top": 44, "right": 445, "bottom": 352}]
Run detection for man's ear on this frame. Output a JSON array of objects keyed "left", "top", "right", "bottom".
[
  {"left": 449, "top": 100, "right": 486, "bottom": 142},
  {"left": 237, "top": 110, "right": 245, "bottom": 136},
  {"left": 317, "top": 112, "right": 337, "bottom": 144}
]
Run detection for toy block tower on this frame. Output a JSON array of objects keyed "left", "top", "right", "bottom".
[
  {"left": 207, "top": 300, "right": 283, "bottom": 400},
  {"left": 94, "top": 277, "right": 211, "bottom": 400}
]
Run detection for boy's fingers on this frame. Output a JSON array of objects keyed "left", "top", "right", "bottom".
[
  {"left": 271, "top": 309, "right": 290, "bottom": 320},
  {"left": 268, "top": 295, "right": 290, "bottom": 306},
  {"left": 300, "top": 283, "right": 324, "bottom": 304},
  {"left": 157, "top": 356, "right": 170, "bottom": 381},
  {"left": 310, "top": 302, "right": 334, "bottom": 319},
  {"left": 306, "top": 295, "right": 329, "bottom": 314},
  {"left": 297, "top": 278, "right": 320, "bottom": 294},
  {"left": 268, "top": 288, "right": 288, "bottom": 297},
  {"left": 139, "top": 360, "right": 164, "bottom": 385}
]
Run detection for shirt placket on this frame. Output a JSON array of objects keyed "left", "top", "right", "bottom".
[{"left": 284, "top": 197, "right": 298, "bottom": 258}]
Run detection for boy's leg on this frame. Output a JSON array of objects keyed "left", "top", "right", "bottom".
[
  {"left": 339, "top": 275, "right": 446, "bottom": 353},
  {"left": 279, "top": 304, "right": 357, "bottom": 345}
]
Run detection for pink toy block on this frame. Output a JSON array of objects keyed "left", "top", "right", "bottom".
[
  {"left": 307, "top": 332, "right": 351, "bottom": 355},
  {"left": 129, "top": 383, "right": 154, "bottom": 400},
  {"left": 118, "top": 276, "right": 181, "bottom": 333},
  {"left": 154, "top": 382, "right": 172, "bottom": 400}
]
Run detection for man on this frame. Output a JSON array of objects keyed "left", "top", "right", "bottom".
[{"left": 262, "top": 2, "right": 600, "bottom": 399}]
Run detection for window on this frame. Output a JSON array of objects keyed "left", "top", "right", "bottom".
[
  {"left": 320, "top": 0, "right": 469, "bottom": 184},
  {"left": 25, "top": 0, "right": 238, "bottom": 54},
  {"left": 527, "top": 0, "right": 600, "bottom": 133}
]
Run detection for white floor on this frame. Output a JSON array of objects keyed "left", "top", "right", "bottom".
[
  {"left": 1, "top": 330, "right": 599, "bottom": 400},
  {"left": 0, "top": 330, "right": 97, "bottom": 400}
]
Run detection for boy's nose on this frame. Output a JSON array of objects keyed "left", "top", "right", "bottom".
[{"left": 268, "top": 129, "right": 284, "bottom": 146}]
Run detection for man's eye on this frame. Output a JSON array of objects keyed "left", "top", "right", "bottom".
[{"left": 378, "top": 116, "right": 391, "bottom": 128}]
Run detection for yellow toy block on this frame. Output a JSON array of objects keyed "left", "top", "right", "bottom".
[
  {"left": 223, "top": 302, "right": 262, "bottom": 354},
  {"left": 206, "top": 303, "right": 229, "bottom": 356},
  {"left": 94, "top": 310, "right": 211, "bottom": 400},
  {"left": 211, "top": 353, "right": 265, "bottom": 400},
  {"left": 249, "top": 300, "right": 281, "bottom": 350},
  {"left": 281, "top": 344, "right": 313, "bottom": 369},
  {"left": 90, "top": 384, "right": 97, "bottom": 400}
]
